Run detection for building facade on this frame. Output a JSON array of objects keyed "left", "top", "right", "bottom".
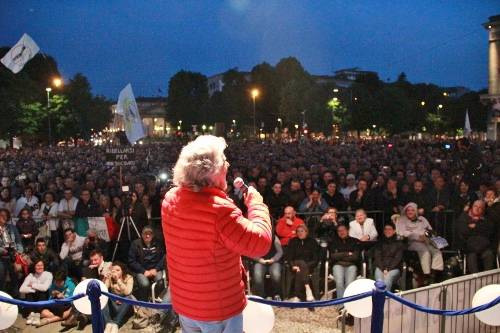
[{"left": 109, "top": 97, "right": 169, "bottom": 137}]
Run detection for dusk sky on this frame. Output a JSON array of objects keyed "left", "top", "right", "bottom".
[{"left": 1, "top": 1, "right": 498, "bottom": 98}]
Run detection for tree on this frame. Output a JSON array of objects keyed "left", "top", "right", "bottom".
[
  {"left": 18, "top": 94, "right": 70, "bottom": 143},
  {"left": 167, "top": 70, "right": 208, "bottom": 129},
  {"left": 66, "top": 73, "right": 111, "bottom": 140},
  {"left": 0, "top": 48, "right": 61, "bottom": 140},
  {"left": 250, "top": 62, "right": 280, "bottom": 131}
]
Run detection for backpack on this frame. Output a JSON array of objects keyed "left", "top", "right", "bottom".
[{"left": 131, "top": 306, "right": 178, "bottom": 333}]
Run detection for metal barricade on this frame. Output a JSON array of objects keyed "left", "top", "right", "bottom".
[{"left": 354, "top": 268, "right": 500, "bottom": 333}]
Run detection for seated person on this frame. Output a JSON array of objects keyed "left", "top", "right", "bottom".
[
  {"left": 129, "top": 226, "right": 165, "bottom": 300},
  {"left": 82, "top": 228, "right": 108, "bottom": 266},
  {"left": 39, "top": 270, "right": 75, "bottom": 327},
  {"left": 397, "top": 202, "right": 443, "bottom": 285},
  {"left": 63, "top": 249, "right": 112, "bottom": 329},
  {"left": 103, "top": 261, "right": 134, "bottom": 333},
  {"left": 373, "top": 222, "right": 405, "bottom": 291},
  {"left": 457, "top": 200, "right": 496, "bottom": 273},
  {"left": 329, "top": 224, "right": 360, "bottom": 299},
  {"left": 0, "top": 208, "right": 23, "bottom": 296},
  {"left": 16, "top": 208, "right": 38, "bottom": 252},
  {"left": 20, "top": 259, "right": 53, "bottom": 325},
  {"left": 317, "top": 207, "right": 341, "bottom": 243},
  {"left": 276, "top": 206, "right": 305, "bottom": 247},
  {"left": 286, "top": 224, "right": 319, "bottom": 302},
  {"left": 349, "top": 209, "right": 378, "bottom": 243},
  {"left": 298, "top": 189, "right": 328, "bottom": 214},
  {"left": 252, "top": 234, "right": 283, "bottom": 300},
  {"left": 30, "top": 238, "right": 60, "bottom": 273},
  {"left": 60, "top": 228, "right": 86, "bottom": 279}
]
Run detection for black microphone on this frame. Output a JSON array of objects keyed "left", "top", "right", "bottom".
[{"left": 233, "top": 177, "right": 249, "bottom": 194}]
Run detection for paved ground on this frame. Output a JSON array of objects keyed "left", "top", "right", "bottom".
[{"left": 4, "top": 307, "right": 352, "bottom": 333}]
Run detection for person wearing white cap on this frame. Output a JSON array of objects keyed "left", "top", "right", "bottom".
[{"left": 396, "top": 202, "right": 443, "bottom": 284}]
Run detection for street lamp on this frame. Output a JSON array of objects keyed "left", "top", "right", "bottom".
[
  {"left": 46, "top": 87, "right": 52, "bottom": 146},
  {"left": 420, "top": 101, "right": 426, "bottom": 107},
  {"left": 53, "top": 77, "right": 62, "bottom": 88},
  {"left": 45, "top": 77, "right": 63, "bottom": 146},
  {"left": 251, "top": 89, "right": 259, "bottom": 136}
]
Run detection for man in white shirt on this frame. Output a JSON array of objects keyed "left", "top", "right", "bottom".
[
  {"left": 60, "top": 228, "right": 85, "bottom": 279},
  {"left": 58, "top": 188, "right": 78, "bottom": 231},
  {"left": 349, "top": 209, "right": 378, "bottom": 242},
  {"left": 15, "top": 186, "right": 39, "bottom": 217}
]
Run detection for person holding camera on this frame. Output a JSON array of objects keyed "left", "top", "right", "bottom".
[
  {"left": 14, "top": 186, "right": 39, "bottom": 217},
  {"left": 0, "top": 208, "right": 23, "bottom": 296},
  {"left": 102, "top": 261, "right": 134, "bottom": 333},
  {"left": 37, "top": 192, "right": 59, "bottom": 252},
  {"left": 317, "top": 207, "right": 342, "bottom": 242}
]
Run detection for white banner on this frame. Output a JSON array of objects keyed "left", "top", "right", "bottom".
[
  {"left": 88, "top": 217, "right": 110, "bottom": 242},
  {"left": 116, "top": 83, "right": 146, "bottom": 144},
  {"left": 1, "top": 33, "right": 40, "bottom": 74}
]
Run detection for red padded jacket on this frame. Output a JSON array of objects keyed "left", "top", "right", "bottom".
[{"left": 161, "top": 186, "right": 272, "bottom": 321}]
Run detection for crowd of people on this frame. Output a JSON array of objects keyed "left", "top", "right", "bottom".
[{"left": 0, "top": 137, "right": 498, "bottom": 328}]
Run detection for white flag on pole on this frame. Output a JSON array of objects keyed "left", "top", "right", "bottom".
[
  {"left": 464, "top": 109, "right": 471, "bottom": 137},
  {"left": 1, "top": 34, "right": 40, "bottom": 74},
  {"left": 116, "top": 83, "right": 145, "bottom": 144}
]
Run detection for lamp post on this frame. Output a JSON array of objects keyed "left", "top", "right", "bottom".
[
  {"left": 45, "top": 77, "right": 63, "bottom": 146},
  {"left": 46, "top": 87, "right": 52, "bottom": 146},
  {"left": 251, "top": 89, "right": 259, "bottom": 137}
]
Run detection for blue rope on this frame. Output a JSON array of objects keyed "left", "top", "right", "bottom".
[
  {"left": 248, "top": 291, "right": 373, "bottom": 308},
  {"left": 385, "top": 291, "right": 500, "bottom": 316},
  {"left": 2, "top": 289, "right": 499, "bottom": 316},
  {"left": 101, "top": 291, "right": 172, "bottom": 310},
  {"left": 0, "top": 293, "right": 85, "bottom": 308}
]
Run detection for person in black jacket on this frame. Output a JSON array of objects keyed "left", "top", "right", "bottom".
[
  {"left": 348, "top": 179, "right": 375, "bottom": 211},
  {"left": 128, "top": 226, "right": 165, "bottom": 300},
  {"left": 373, "top": 222, "right": 405, "bottom": 291},
  {"left": 457, "top": 200, "right": 495, "bottom": 273},
  {"left": 323, "top": 181, "right": 347, "bottom": 211},
  {"left": 30, "top": 238, "right": 60, "bottom": 273},
  {"left": 265, "top": 182, "right": 289, "bottom": 220},
  {"left": 329, "top": 224, "right": 360, "bottom": 299},
  {"left": 16, "top": 208, "right": 38, "bottom": 252},
  {"left": 286, "top": 224, "right": 319, "bottom": 302}
]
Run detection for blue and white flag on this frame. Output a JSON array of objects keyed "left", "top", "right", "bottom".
[
  {"left": 116, "top": 83, "right": 145, "bottom": 144},
  {"left": 1, "top": 34, "right": 40, "bottom": 74}
]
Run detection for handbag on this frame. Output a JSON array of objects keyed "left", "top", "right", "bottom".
[
  {"left": 14, "top": 252, "right": 32, "bottom": 275},
  {"left": 428, "top": 235, "right": 449, "bottom": 249}
]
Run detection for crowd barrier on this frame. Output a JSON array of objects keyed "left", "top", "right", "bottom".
[
  {"left": 0, "top": 278, "right": 499, "bottom": 333},
  {"left": 354, "top": 268, "right": 500, "bottom": 333}
]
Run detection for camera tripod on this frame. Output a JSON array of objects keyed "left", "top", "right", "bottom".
[{"left": 111, "top": 215, "right": 141, "bottom": 262}]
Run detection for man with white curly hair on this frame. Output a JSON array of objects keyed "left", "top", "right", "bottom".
[{"left": 162, "top": 135, "right": 272, "bottom": 333}]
